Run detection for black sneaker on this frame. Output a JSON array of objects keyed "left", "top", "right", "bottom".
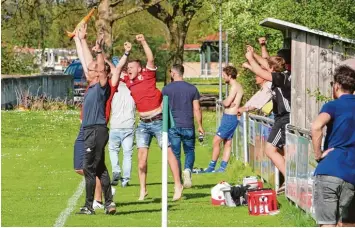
[
  {"left": 76, "top": 206, "right": 95, "bottom": 215},
  {"left": 105, "top": 202, "right": 116, "bottom": 215},
  {"left": 111, "top": 172, "right": 121, "bottom": 186}
]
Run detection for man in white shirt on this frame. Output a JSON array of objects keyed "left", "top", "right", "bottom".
[
  {"left": 108, "top": 76, "right": 136, "bottom": 188},
  {"left": 237, "top": 74, "right": 272, "bottom": 115}
]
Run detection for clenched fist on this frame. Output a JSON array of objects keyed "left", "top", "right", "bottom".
[
  {"left": 258, "top": 37, "right": 267, "bottom": 45},
  {"left": 124, "top": 42, "right": 132, "bottom": 52},
  {"left": 136, "top": 34, "right": 145, "bottom": 42}
]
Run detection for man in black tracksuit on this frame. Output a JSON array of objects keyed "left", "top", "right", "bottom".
[{"left": 74, "top": 25, "right": 116, "bottom": 215}]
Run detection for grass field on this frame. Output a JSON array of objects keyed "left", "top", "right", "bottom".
[{"left": 1, "top": 110, "right": 315, "bottom": 227}]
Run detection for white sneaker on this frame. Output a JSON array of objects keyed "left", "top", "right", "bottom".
[
  {"left": 93, "top": 200, "right": 104, "bottom": 210},
  {"left": 182, "top": 169, "right": 192, "bottom": 188},
  {"left": 111, "top": 186, "right": 116, "bottom": 196}
]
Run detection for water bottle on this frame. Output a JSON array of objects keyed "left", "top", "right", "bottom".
[{"left": 198, "top": 133, "right": 204, "bottom": 143}]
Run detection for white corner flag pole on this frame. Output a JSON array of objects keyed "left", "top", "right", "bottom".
[{"left": 162, "top": 96, "right": 169, "bottom": 228}]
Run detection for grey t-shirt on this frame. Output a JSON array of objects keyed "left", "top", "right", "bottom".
[
  {"left": 82, "top": 82, "right": 109, "bottom": 127},
  {"left": 110, "top": 82, "right": 136, "bottom": 129}
]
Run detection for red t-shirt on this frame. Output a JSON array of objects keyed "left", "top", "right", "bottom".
[
  {"left": 80, "top": 80, "right": 118, "bottom": 122},
  {"left": 105, "top": 80, "right": 118, "bottom": 122},
  {"left": 122, "top": 67, "right": 162, "bottom": 112}
]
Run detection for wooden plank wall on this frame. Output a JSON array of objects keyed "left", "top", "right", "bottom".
[
  {"left": 291, "top": 32, "right": 355, "bottom": 129},
  {"left": 291, "top": 31, "right": 307, "bottom": 129},
  {"left": 318, "top": 38, "right": 333, "bottom": 104},
  {"left": 305, "top": 34, "right": 319, "bottom": 129}
]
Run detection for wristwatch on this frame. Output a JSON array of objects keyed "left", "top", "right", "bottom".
[{"left": 124, "top": 51, "right": 130, "bottom": 56}]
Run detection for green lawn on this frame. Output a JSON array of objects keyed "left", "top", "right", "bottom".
[
  {"left": 1, "top": 110, "right": 315, "bottom": 227},
  {"left": 157, "top": 81, "right": 222, "bottom": 96}
]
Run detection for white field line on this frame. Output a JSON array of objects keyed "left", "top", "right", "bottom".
[{"left": 54, "top": 178, "right": 85, "bottom": 227}]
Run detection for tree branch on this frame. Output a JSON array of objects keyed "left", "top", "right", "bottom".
[
  {"left": 110, "top": 0, "right": 124, "bottom": 7},
  {"left": 146, "top": 3, "right": 172, "bottom": 24},
  {"left": 111, "top": 0, "right": 164, "bottom": 21}
]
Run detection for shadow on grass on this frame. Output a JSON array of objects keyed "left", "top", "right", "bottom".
[
  {"left": 128, "top": 182, "right": 173, "bottom": 187},
  {"left": 114, "top": 206, "right": 176, "bottom": 215},
  {"left": 183, "top": 193, "right": 210, "bottom": 200},
  {"left": 118, "top": 198, "right": 161, "bottom": 206},
  {"left": 115, "top": 209, "right": 161, "bottom": 215},
  {"left": 191, "top": 183, "right": 217, "bottom": 189}
]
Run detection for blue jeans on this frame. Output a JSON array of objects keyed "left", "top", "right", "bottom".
[
  {"left": 108, "top": 128, "right": 134, "bottom": 182},
  {"left": 136, "top": 120, "right": 163, "bottom": 148},
  {"left": 168, "top": 127, "right": 195, "bottom": 173}
]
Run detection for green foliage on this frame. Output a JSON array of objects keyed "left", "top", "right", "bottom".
[
  {"left": 1, "top": 45, "right": 39, "bottom": 75},
  {"left": 306, "top": 88, "right": 333, "bottom": 103},
  {"left": 184, "top": 50, "right": 200, "bottom": 62},
  {"left": 1, "top": 0, "right": 91, "bottom": 48},
  {"left": 217, "top": 0, "right": 355, "bottom": 101}
]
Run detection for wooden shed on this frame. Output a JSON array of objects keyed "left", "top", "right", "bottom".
[{"left": 260, "top": 18, "right": 355, "bottom": 129}]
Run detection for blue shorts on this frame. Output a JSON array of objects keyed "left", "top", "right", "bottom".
[
  {"left": 73, "top": 126, "right": 85, "bottom": 170},
  {"left": 216, "top": 114, "right": 239, "bottom": 140}
]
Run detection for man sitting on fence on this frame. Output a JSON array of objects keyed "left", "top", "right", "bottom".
[
  {"left": 311, "top": 65, "right": 355, "bottom": 227},
  {"left": 204, "top": 66, "right": 244, "bottom": 173},
  {"left": 244, "top": 46, "right": 291, "bottom": 193}
]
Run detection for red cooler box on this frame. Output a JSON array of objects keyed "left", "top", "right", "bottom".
[{"left": 247, "top": 188, "right": 278, "bottom": 215}]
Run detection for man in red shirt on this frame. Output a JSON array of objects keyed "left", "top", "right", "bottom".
[{"left": 121, "top": 34, "right": 183, "bottom": 201}]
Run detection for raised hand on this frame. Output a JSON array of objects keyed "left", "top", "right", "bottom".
[
  {"left": 78, "top": 23, "right": 87, "bottom": 40},
  {"left": 136, "top": 34, "right": 145, "bottom": 42},
  {"left": 124, "top": 42, "right": 132, "bottom": 52},
  {"left": 246, "top": 45, "right": 254, "bottom": 53},
  {"left": 258, "top": 37, "right": 267, "bottom": 45},
  {"left": 245, "top": 49, "right": 253, "bottom": 60},
  {"left": 95, "top": 32, "right": 104, "bottom": 51}
]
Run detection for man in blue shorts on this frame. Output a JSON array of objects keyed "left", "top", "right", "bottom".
[{"left": 204, "top": 66, "right": 244, "bottom": 173}]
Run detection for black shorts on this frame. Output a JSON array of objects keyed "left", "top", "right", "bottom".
[
  {"left": 73, "top": 126, "right": 85, "bottom": 170},
  {"left": 267, "top": 114, "right": 290, "bottom": 149}
]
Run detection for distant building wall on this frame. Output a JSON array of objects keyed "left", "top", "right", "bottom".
[
  {"left": 183, "top": 62, "right": 228, "bottom": 78},
  {"left": 1, "top": 74, "right": 73, "bottom": 108}
]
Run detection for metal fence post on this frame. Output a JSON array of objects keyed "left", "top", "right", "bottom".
[{"left": 243, "top": 112, "right": 249, "bottom": 164}]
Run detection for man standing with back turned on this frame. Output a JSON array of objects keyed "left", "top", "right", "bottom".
[
  {"left": 162, "top": 64, "right": 204, "bottom": 188},
  {"left": 311, "top": 65, "right": 355, "bottom": 227}
]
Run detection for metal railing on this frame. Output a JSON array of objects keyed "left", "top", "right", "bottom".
[{"left": 231, "top": 112, "right": 316, "bottom": 218}]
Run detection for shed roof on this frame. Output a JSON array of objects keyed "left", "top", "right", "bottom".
[
  {"left": 260, "top": 18, "right": 355, "bottom": 44},
  {"left": 198, "top": 33, "right": 226, "bottom": 43}
]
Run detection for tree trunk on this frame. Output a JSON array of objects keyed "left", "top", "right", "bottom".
[
  {"left": 96, "top": 0, "right": 114, "bottom": 57},
  {"left": 164, "top": 20, "right": 189, "bottom": 84}
]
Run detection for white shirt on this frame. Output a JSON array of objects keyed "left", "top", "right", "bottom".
[
  {"left": 110, "top": 82, "right": 136, "bottom": 129},
  {"left": 244, "top": 81, "right": 272, "bottom": 109}
]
